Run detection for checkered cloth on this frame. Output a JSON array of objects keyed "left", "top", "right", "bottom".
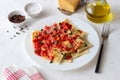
[{"left": 3, "top": 64, "right": 44, "bottom": 80}]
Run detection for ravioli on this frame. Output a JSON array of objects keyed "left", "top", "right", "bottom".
[{"left": 32, "top": 18, "right": 93, "bottom": 64}]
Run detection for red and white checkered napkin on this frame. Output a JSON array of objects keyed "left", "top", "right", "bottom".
[{"left": 3, "top": 64, "right": 44, "bottom": 80}]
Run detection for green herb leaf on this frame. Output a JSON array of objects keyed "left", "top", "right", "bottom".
[
  {"left": 53, "top": 41, "right": 59, "bottom": 44},
  {"left": 63, "top": 54, "right": 67, "bottom": 59},
  {"left": 69, "top": 32, "right": 72, "bottom": 35},
  {"left": 50, "top": 60, "right": 53, "bottom": 63},
  {"left": 41, "top": 29, "right": 43, "bottom": 31},
  {"left": 64, "top": 30, "right": 67, "bottom": 33},
  {"left": 35, "top": 36, "right": 38, "bottom": 38},
  {"left": 40, "top": 41, "right": 44, "bottom": 44},
  {"left": 84, "top": 42, "right": 87, "bottom": 47}
]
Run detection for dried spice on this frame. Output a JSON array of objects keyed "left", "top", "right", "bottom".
[
  {"left": 13, "top": 26, "right": 16, "bottom": 29},
  {"left": 9, "top": 15, "right": 25, "bottom": 23},
  {"left": 7, "top": 25, "right": 29, "bottom": 40},
  {"left": 10, "top": 37, "right": 13, "bottom": 39},
  {"left": 22, "top": 30, "right": 25, "bottom": 33},
  {"left": 7, "top": 31, "right": 9, "bottom": 33},
  {"left": 20, "top": 27, "right": 24, "bottom": 31},
  {"left": 13, "top": 35, "right": 16, "bottom": 37},
  {"left": 16, "top": 32, "right": 20, "bottom": 35},
  {"left": 25, "top": 25, "right": 28, "bottom": 28},
  {"left": 26, "top": 28, "right": 29, "bottom": 30}
]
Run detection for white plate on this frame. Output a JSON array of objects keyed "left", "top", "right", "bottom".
[{"left": 25, "top": 16, "right": 100, "bottom": 71}]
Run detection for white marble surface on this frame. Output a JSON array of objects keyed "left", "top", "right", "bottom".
[{"left": 0, "top": 0, "right": 120, "bottom": 80}]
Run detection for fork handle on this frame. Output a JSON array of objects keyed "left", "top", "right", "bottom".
[{"left": 95, "top": 42, "right": 104, "bottom": 73}]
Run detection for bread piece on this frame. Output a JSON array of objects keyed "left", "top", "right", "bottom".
[{"left": 58, "top": 0, "right": 80, "bottom": 12}]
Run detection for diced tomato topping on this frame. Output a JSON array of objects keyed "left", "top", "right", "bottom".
[
  {"left": 41, "top": 52, "right": 47, "bottom": 57},
  {"left": 66, "top": 55, "right": 72, "bottom": 60},
  {"left": 52, "top": 23, "right": 57, "bottom": 27},
  {"left": 59, "top": 22, "right": 72, "bottom": 31},
  {"left": 38, "top": 36, "right": 42, "bottom": 40},
  {"left": 32, "top": 21, "right": 83, "bottom": 62},
  {"left": 33, "top": 38, "right": 39, "bottom": 43},
  {"left": 35, "top": 49, "right": 41, "bottom": 55},
  {"left": 80, "top": 41, "right": 83, "bottom": 44},
  {"left": 48, "top": 56, "right": 54, "bottom": 60},
  {"left": 38, "top": 32, "right": 42, "bottom": 36}
]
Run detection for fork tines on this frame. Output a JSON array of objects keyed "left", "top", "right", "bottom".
[{"left": 102, "top": 23, "right": 110, "bottom": 38}]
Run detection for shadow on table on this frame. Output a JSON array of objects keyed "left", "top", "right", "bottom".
[
  {"left": 75, "top": 56, "right": 97, "bottom": 72},
  {"left": 111, "top": 10, "right": 120, "bottom": 23},
  {"left": 25, "top": 9, "right": 54, "bottom": 28},
  {"left": 59, "top": 54, "right": 99, "bottom": 74}
]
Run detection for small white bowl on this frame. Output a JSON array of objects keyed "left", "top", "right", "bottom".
[
  {"left": 8, "top": 11, "right": 26, "bottom": 27},
  {"left": 25, "top": 2, "right": 42, "bottom": 18}
]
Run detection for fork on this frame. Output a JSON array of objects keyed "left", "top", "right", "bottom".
[{"left": 95, "top": 23, "right": 110, "bottom": 73}]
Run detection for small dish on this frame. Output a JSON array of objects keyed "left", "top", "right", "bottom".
[
  {"left": 8, "top": 11, "right": 26, "bottom": 27},
  {"left": 25, "top": 2, "right": 42, "bottom": 18}
]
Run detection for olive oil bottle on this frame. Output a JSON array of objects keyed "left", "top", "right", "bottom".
[{"left": 85, "top": 0, "right": 112, "bottom": 23}]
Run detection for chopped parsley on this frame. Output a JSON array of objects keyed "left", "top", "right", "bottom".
[
  {"left": 84, "top": 42, "right": 87, "bottom": 47},
  {"left": 50, "top": 60, "right": 53, "bottom": 63},
  {"left": 40, "top": 41, "right": 44, "bottom": 44},
  {"left": 41, "top": 29, "right": 43, "bottom": 31}
]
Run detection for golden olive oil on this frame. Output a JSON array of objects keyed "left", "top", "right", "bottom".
[{"left": 85, "top": 1, "right": 113, "bottom": 23}]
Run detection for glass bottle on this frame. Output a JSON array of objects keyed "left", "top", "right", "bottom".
[{"left": 85, "top": 0, "right": 112, "bottom": 23}]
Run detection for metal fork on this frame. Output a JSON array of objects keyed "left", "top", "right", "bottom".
[{"left": 95, "top": 23, "right": 110, "bottom": 73}]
